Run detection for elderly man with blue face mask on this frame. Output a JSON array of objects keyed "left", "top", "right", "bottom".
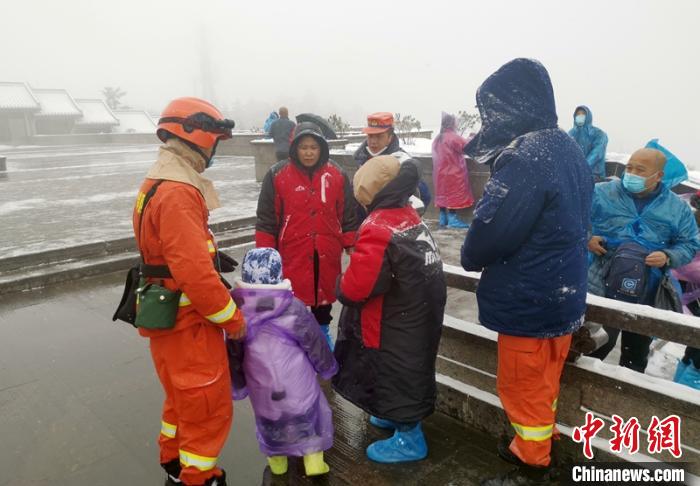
[{"left": 587, "top": 148, "right": 700, "bottom": 372}]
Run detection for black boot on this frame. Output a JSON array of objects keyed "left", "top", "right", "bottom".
[
  {"left": 204, "top": 470, "right": 227, "bottom": 486},
  {"left": 480, "top": 465, "right": 553, "bottom": 486},
  {"left": 497, "top": 440, "right": 525, "bottom": 467},
  {"left": 162, "top": 459, "right": 182, "bottom": 485}
]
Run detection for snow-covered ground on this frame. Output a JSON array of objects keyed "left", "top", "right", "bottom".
[{"left": 0, "top": 144, "right": 259, "bottom": 257}]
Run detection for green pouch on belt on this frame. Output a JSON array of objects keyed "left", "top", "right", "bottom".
[{"left": 135, "top": 278, "right": 181, "bottom": 330}]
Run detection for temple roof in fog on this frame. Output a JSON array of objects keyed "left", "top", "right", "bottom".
[
  {"left": 0, "top": 82, "right": 40, "bottom": 111},
  {"left": 33, "top": 88, "right": 83, "bottom": 117},
  {"left": 74, "top": 99, "right": 119, "bottom": 126}
]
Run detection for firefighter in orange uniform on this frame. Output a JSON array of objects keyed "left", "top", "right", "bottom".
[{"left": 133, "top": 97, "right": 245, "bottom": 486}]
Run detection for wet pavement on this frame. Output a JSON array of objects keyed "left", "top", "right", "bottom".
[
  {"left": 0, "top": 145, "right": 260, "bottom": 257},
  {"left": 0, "top": 240, "right": 509, "bottom": 486}
]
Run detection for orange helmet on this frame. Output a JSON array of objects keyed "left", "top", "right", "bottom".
[{"left": 157, "top": 97, "right": 235, "bottom": 149}]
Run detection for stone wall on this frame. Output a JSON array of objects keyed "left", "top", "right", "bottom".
[
  {"left": 30, "top": 132, "right": 159, "bottom": 145},
  {"left": 251, "top": 138, "right": 489, "bottom": 219}
]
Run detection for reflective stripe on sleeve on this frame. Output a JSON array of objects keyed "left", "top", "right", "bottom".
[
  {"left": 205, "top": 298, "right": 236, "bottom": 324},
  {"left": 160, "top": 421, "right": 177, "bottom": 439},
  {"left": 136, "top": 192, "right": 146, "bottom": 214},
  {"left": 207, "top": 240, "right": 216, "bottom": 254},
  {"left": 511, "top": 422, "right": 553, "bottom": 442},
  {"left": 179, "top": 293, "right": 192, "bottom": 307},
  {"left": 179, "top": 449, "right": 217, "bottom": 471}
]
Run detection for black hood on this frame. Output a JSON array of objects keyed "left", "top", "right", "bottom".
[
  {"left": 464, "top": 58, "right": 558, "bottom": 164},
  {"left": 289, "top": 121, "right": 330, "bottom": 172},
  {"left": 367, "top": 160, "right": 421, "bottom": 213}
]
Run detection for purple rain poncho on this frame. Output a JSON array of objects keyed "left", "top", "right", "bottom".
[{"left": 227, "top": 280, "right": 338, "bottom": 457}]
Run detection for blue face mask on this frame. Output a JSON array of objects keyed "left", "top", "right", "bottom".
[
  {"left": 623, "top": 172, "right": 656, "bottom": 193},
  {"left": 206, "top": 157, "right": 216, "bottom": 169},
  {"left": 574, "top": 114, "right": 586, "bottom": 126}
]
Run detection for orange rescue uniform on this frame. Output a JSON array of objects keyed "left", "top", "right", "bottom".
[
  {"left": 497, "top": 333, "right": 571, "bottom": 467},
  {"left": 133, "top": 178, "right": 244, "bottom": 485}
]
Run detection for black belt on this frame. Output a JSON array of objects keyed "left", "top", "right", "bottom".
[
  {"left": 140, "top": 257, "right": 233, "bottom": 279},
  {"left": 140, "top": 263, "right": 172, "bottom": 279}
]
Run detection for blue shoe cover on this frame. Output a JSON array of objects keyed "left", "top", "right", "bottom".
[
  {"left": 439, "top": 209, "right": 448, "bottom": 227},
  {"left": 677, "top": 363, "right": 700, "bottom": 390},
  {"left": 673, "top": 360, "right": 689, "bottom": 383},
  {"left": 320, "top": 324, "right": 334, "bottom": 351},
  {"left": 369, "top": 416, "right": 396, "bottom": 430},
  {"left": 447, "top": 212, "right": 470, "bottom": 229},
  {"left": 366, "top": 423, "right": 428, "bottom": 463}
]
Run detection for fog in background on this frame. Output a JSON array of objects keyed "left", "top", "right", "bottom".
[{"left": 3, "top": 0, "right": 699, "bottom": 164}]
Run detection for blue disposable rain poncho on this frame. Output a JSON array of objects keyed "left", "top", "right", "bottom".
[
  {"left": 587, "top": 180, "right": 700, "bottom": 296},
  {"left": 568, "top": 105, "right": 608, "bottom": 179},
  {"left": 646, "top": 138, "right": 688, "bottom": 189},
  {"left": 263, "top": 111, "right": 279, "bottom": 134},
  {"left": 228, "top": 279, "right": 338, "bottom": 457}
]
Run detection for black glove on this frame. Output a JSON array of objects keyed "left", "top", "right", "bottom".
[{"left": 216, "top": 251, "right": 239, "bottom": 273}]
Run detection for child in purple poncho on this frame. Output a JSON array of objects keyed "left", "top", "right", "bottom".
[{"left": 227, "top": 247, "right": 338, "bottom": 476}]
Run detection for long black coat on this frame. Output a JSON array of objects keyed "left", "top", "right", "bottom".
[{"left": 332, "top": 162, "right": 446, "bottom": 423}]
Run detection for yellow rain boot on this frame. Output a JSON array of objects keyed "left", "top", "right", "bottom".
[
  {"left": 303, "top": 451, "right": 330, "bottom": 476},
  {"left": 267, "top": 456, "right": 288, "bottom": 475}
]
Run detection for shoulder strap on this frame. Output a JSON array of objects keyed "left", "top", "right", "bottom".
[{"left": 137, "top": 179, "right": 165, "bottom": 260}]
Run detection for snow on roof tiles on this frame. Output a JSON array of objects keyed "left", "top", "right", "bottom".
[
  {"left": 74, "top": 99, "right": 119, "bottom": 126},
  {"left": 113, "top": 110, "right": 157, "bottom": 133},
  {"left": 0, "top": 82, "right": 40, "bottom": 111},
  {"left": 33, "top": 88, "right": 82, "bottom": 117}
]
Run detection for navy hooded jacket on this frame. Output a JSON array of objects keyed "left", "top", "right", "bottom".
[
  {"left": 461, "top": 58, "right": 594, "bottom": 338},
  {"left": 568, "top": 105, "right": 608, "bottom": 179}
]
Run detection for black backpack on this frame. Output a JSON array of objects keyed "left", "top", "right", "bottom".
[{"left": 603, "top": 241, "right": 650, "bottom": 304}]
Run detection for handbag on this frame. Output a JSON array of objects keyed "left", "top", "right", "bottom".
[{"left": 654, "top": 271, "right": 683, "bottom": 313}]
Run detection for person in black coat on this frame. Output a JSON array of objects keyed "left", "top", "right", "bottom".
[{"left": 332, "top": 154, "right": 446, "bottom": 464}]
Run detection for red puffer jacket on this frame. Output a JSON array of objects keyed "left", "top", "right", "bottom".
[{"left": 255, "top": 125, "right": 358, "bottom": 306}]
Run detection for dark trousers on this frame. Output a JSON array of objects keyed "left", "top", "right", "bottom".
[
  {"left": 275, "top": 150, "right": 288, "bottom": 162},
  {"left": 588, "top": 326, "right": 653, "bottom": 373},
  {"left": 310, "top": 250, "right": 332, "bottom": 326},
  {"left": 311, "top": 304, "right": 333, "bottom": 326},
  {"left": 683, "top": 347, "right": 700, "bottom": 368}
]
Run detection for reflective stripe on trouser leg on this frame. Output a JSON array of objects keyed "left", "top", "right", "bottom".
[
  {"left": 510, "top": 422, "right": 553, "bottom": 442},
  {"left": 150, "top": 323, "right": 233, "bottom": 485},
  {"left": 153, "top": 366, "right": 180, "bottom": 465},
  {"left": 497, "top": 333, "right": 572, "bottom": 467},
  {"left": 161, "top": 421, "right": 177, "bottom": 439},
  {"left": 179, "top": 449, "right": 218, "bottom": 471}
]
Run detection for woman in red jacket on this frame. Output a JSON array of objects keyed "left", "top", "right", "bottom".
[{"left": 255, "top": 122, "right": 359, "bottom": 347}]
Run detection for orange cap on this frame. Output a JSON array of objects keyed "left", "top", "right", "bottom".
[{"left": 362, "top": 112, "right": 394, "bottom": 134}]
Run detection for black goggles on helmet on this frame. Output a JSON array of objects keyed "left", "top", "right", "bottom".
[{"left": 159, "top": 112, "right": 235, "bottom": 137}]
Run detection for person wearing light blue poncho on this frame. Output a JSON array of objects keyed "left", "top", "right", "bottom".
[{"left": 568, "top": 105, "right": 608, "bottom": 181}]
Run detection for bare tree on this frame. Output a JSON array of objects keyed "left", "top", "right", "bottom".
[
  {"left": 394, "top": 113, "right": 422, "bottom": 144},
  {"left": 457, "top": 109, "right": 481, "bottom": 136},
  {"left": 327, "top": 114, "right": 350, "bottom": 138},
  {"left": 102, "top": 87, "right": 127, "bottom": 110}
]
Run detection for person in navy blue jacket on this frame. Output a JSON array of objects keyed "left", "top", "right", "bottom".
[{"left": 460, "top": 58, "right": 593, "bottom": 485}]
